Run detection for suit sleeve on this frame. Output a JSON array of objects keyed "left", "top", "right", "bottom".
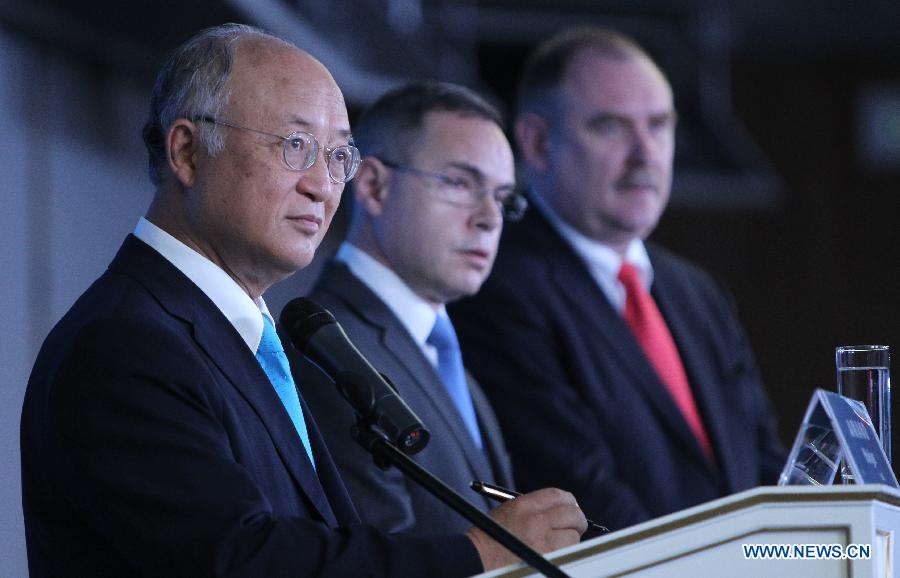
[
  {"left": 49, "top": 317, "right": 480, "bottom": 578},
  {"left": 451, "top": 274, "right": 654, "bottom": 530},
  {"left": 708, "top": 279, "right": 786, "bottom": 485}
]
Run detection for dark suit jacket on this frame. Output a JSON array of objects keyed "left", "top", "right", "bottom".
[
  {"left": 287, "top": 261, "right": 513, "bottom": 536},
  {"left": 449, "top": 208, "right": 785, "bottom": 531},
  {"left": 20, "top": 235, "right": 480, "bottom": 578}
]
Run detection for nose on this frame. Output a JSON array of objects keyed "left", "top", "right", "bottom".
[
  {"left": 295, "top": 152, "right": 339, "bottom": 202},
  {"left": 470, "top": 190, "right": 503, "bottom": 232},
  {"left": 627, "top": 124, "right": 655, "bottom": 166}
]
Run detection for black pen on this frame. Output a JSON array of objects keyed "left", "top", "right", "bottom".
[{"left": 471, "top": 481, "right": 610, "bottom": 535}]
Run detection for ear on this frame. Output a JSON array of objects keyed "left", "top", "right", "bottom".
[
  {"left": 166, "top": 118, "right": 200, "bottom": 188},
  {"left": 353, "top": 156, "right": 391, "bottom": 217},
  {"left": 514, "top": 112, "right": 551, "bottom": 173}
]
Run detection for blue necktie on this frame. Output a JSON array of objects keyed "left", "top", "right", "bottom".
[
  {"left": 256, "top": 314, "right": 316, "bottom": 469},
  {"left": 427, "top": 313, "right": 483, "bottom": 449}
]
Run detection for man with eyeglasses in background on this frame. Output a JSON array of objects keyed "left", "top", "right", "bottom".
[
  {"left": 20, "top": 26, "right": 585, "bottom": 577},
  {"left": 288, "top": 81, "right": 529, "bottom": 536}
]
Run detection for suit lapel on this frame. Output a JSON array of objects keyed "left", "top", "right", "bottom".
[
  {"left": 379, "top": 319, "right": 496, "bottom": 482},
  {"left": 292, "top": 384, "right": 355, "bottom": 526},
  {"left": 650, "top": 253, "right": 733, "bottom": 479},
  {"left": 191, "top": 319, "right": 338, "bottom": 526},
  {"left": 521, "top": 214, "right": 712, "bottom": 469},
  {"left": 319, "top": 263, "right": 496, "bottom": 483},
  {"left": 469, "top": 381, "right": 513, "bottom": 488},
  {"left": 112, "top": 236, "right": 338, "bottom": 526}
]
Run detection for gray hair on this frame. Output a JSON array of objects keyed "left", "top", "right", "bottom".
[{"left": 141, "top": 23, "right": 276, "bottom": 185}]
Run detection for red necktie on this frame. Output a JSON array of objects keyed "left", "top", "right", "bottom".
[{"left": 618, "top": 262, "right": 715, "bottom": 462}]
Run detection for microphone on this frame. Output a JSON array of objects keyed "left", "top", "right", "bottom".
[{"left": 280, "top": 297, "right": 430, "bottom": 455}]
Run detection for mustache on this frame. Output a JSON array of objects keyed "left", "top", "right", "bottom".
[
  {"left": 616, "top": 168, "right": 660, "bottom": 190},
  {"left": 458, "top": 245, "right": 494, "bottom": 255}
]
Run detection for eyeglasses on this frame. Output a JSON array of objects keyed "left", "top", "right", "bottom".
[
  {"left": 198, "top": 116, "right": 361, "bottom": 183},
  {"left": 378, "top": 159, "right": 527, "bottom": 221}
]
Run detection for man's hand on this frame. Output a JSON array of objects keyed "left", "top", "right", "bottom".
[{"left": 466, "top": 488, "right": 587, "bottom": 571}]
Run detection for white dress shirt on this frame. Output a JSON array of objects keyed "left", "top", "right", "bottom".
[
  {"left": 529, "top": 193, "right": 654, "bottom": 314},
  {"left": 335, "top": 242, "right": 444, "bottom": 366},
  {"left": 133, "top": 217, "right": 271, "bottom": 353}
]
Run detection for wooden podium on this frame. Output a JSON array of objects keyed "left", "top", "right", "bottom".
[{"left": 475, "top": 485, "right": 900, "bottom": 578}]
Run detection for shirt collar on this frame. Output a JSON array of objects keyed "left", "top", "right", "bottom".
[
  {"left": 133, "top": 217, "right": 269, "bottom": 353},
  {"left": 335, "top": 242, "right": 439, "bottom": 347},
  {"left": 529, "top": 191, "right": 653, "bottom": 288}
]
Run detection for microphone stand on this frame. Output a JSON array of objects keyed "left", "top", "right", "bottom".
[{"left": 352, "top": 422, "right": 573, "bottom": 578}]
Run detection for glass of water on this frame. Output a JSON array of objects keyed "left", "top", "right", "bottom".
[{"left": 835, "top": 345, "right": 891, "bottom": 482}]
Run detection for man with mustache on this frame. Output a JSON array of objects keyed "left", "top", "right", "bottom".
[
  {"left": 451, "top": 27, "right": 785, "bottom": 531},
  {"left": 290, "top": 81, "right": 532, "bottom": 535}
]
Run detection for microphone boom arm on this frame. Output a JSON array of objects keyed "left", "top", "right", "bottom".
[
  {"left": 281, "top": 297, "right": 571, "bottom": 577},
  {"left": 351, "top": 418, "right": 572, "bottom": 578}
]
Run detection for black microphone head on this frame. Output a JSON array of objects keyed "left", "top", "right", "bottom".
[
  {"left": 279, "top": 296, "right": 430, "bottom": 455},
  {"left": 280, "top": 298, "right": 337, "bottom": 352}
]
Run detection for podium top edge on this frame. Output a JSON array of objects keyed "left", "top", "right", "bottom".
[{"left": 544, "top": 484, "right": 900, "bottom": 567}]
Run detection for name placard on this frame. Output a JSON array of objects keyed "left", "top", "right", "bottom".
[{"left": 779, "top": 388, "right": 897, "bottom": 487}]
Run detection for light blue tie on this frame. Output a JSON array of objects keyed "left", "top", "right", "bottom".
[
  {"left": 427, "top": 313, "right": 483, "bottom": 449},
  {"left": 256, "top": 314, "right": 316, "bottom": 469}
]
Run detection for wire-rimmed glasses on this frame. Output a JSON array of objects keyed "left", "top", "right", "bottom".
[
  {"left": 198, "top": 116, "right": 360, "bottom": 183},
  {"left": 378, "top": 159, "right": 527, "bottom": 221}
]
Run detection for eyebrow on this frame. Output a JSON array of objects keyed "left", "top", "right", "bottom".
[
  {"left": 445, "top": 161, "right": 516, "bottom": 188},
  {"left": 652, "top": 110, "right": 678, "bottom": 123},
  {"left": 586, "top": 111, "right": 622, "bottom": 121},
  {"left": 285, "top": 116, "right": 353, "bottom": 140},
  {"left": 586, "top": 110, "right": 677, "bottom": 124}
]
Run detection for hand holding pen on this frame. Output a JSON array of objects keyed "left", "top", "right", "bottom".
[{"left": 472, "top": 480, "right": 610, "bottom": 535}]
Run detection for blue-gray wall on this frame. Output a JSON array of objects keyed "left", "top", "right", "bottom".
[{"left": 1, "top": 26, "right": 152, "bottom": 576}]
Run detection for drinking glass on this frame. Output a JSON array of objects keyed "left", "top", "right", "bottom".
[{"left": 835, "top": 345, "right": 891, "bottom": 482}]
